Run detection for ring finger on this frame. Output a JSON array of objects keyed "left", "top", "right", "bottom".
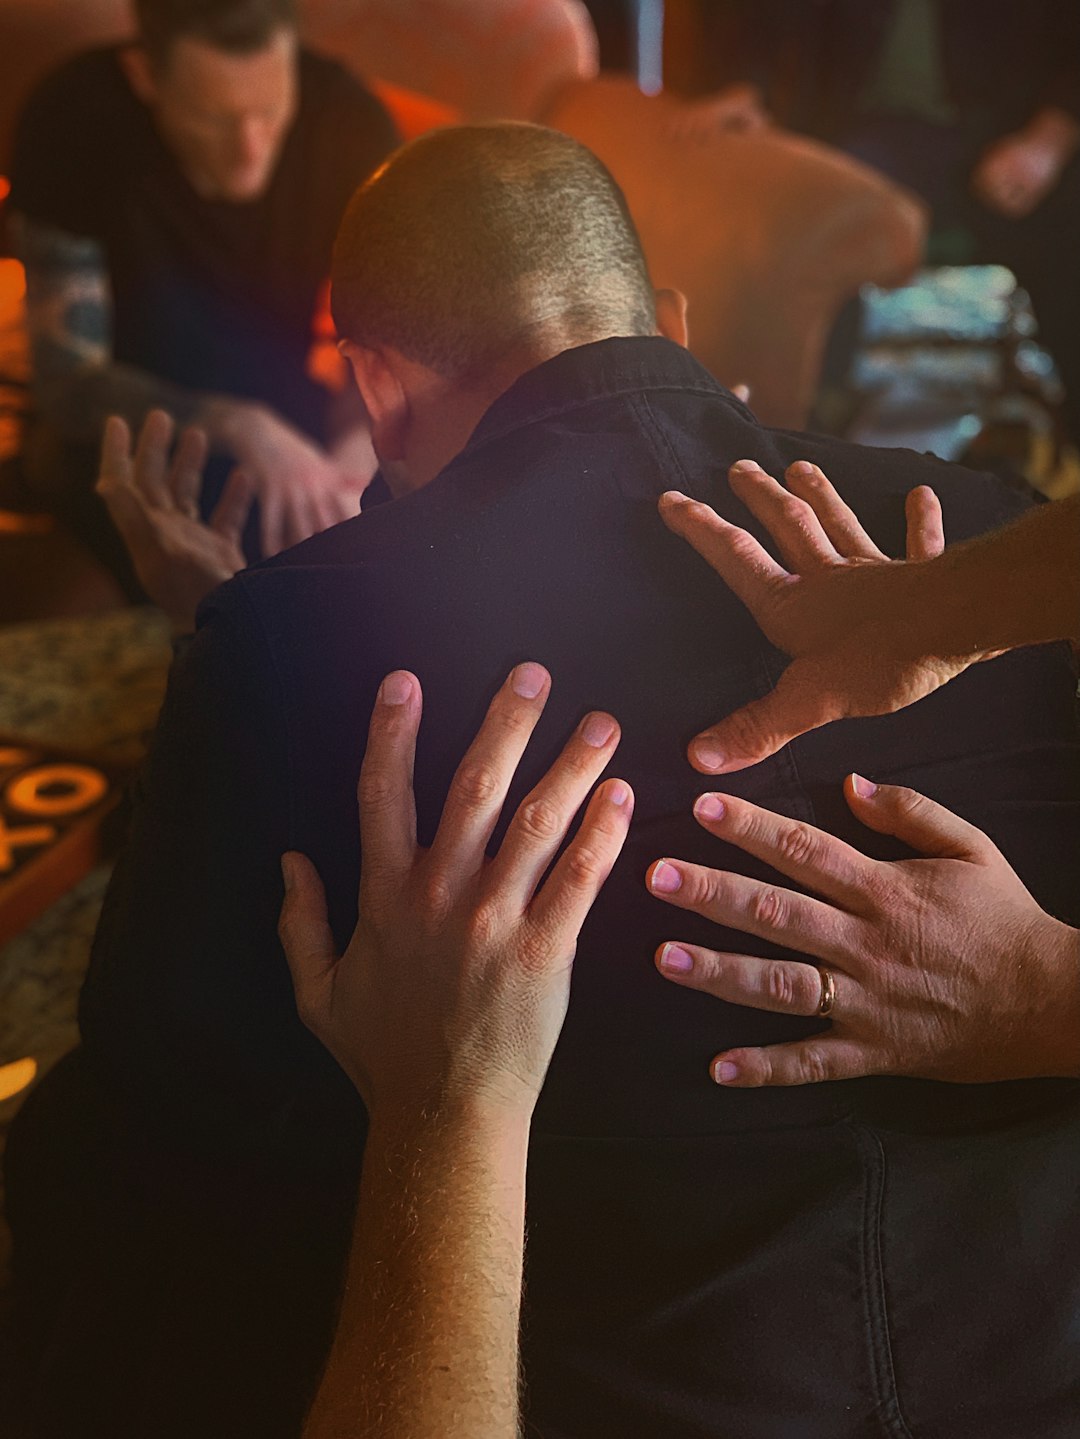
[{"left": 655, "top": 942, "right": 857, "bottom": 1020}]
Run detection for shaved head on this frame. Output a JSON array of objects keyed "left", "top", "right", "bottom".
[{"left": 331, "top": 123, "right": 656, "bottom": 384}]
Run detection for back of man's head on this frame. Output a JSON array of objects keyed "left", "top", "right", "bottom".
[
  {"left": 331, "top": 123, "right": 657, "bottom": 386},
  {"left": 133, "top": 0, "right": 296, "bottom": 66}
]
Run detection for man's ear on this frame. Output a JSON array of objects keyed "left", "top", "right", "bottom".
[
  {"left": 340, "top": 341, "right": 409, "bottom": 462},
  {"left": 119, "top": 46, "right": 159, "bottom": 106},
  {"left": 654, "top": 288, "right": 689, "bottom": 348}
]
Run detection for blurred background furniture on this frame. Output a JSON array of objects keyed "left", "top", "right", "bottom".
[{"left": 545, "top": 76, "right": 925, "bottom": 426}]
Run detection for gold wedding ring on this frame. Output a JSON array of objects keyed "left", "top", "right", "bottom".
[{"left": 816, "top": 967, "right": 836, "bottom": 1018}]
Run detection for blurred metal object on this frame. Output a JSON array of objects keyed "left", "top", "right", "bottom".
[
  {"left": 844, "top": 266, "right": 1066, "bottom": 482},
  {"left": 627, "top": 0, "right": 664, "bottom": 95}
]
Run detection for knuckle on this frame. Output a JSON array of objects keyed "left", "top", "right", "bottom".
[
  {"left": 451, "top": 760, "right": 502, "bottom": 812},
  {"left": 798, "top": 1046, "right": 832, "bottom": 1085},
  {"left": 891, "top": 785, "right": 927, "bottom": 821},
  {"left": 748, "top": 886, "right": 787, "bottom": 930},
  {"left": 778, "top": 492, "right": 812, "bottom": 524},
  {"left": 765, "top": 963, "right": 798, "bottom": 1009},
  {"left": 563, "top": 844, "right": 605, "bottom": 890},
  {"left": 774, "top": 821, "right": 820, "bottom": 870},
  {"left": 358, "top": 768, "right": 399, "bottom": 816},
  {"left": 465, "top": 900, "right": 501, "bottom": 950},
  {"left": 417, "top": 870, "right": 454, "bottom": 927},
  {"left": 516, "top": 795, "right": 565, "bottom": 845},
  {"left": 723, "top": 704, "right": 773, "bottom": 756},
  {"left": 517, "top": 924, "right": 556, "bottom": 974}
]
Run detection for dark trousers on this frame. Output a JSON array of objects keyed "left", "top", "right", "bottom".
[{"left": 7, "top": 1050, "right": 1080, "bottom": 1438}]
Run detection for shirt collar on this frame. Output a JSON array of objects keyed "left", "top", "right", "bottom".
[{"left": 460, "top": 335, "right": 752, "bottom": 459}]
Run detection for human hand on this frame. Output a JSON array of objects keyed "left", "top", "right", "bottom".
[
  {"left": 211, "top": 401, "right": 372, "bottom": 556},
  {"left": 665, "top": 83, "right": 770, "bottom": 143},
  {"left": 648, "top": 778, "right": 1080, "bottom": 1086},
  {"left": 658, "top": 459, "right": 985, "bottom": 774},
  {"left": 972, "top": 110, "right": 1079, "bottom": 219},
  {"left": 278, "top": 666, "right": 633, "bottom": 1121},
  {"left": 96, "top": 410, "right": 253, "bottom": 632}
]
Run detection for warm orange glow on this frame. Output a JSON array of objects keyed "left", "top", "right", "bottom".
[
  {"left": 0, "top": 175, "right": 10, "bottom": 204},
  {"left": 0, "top": 1056, "right": 37, "bottom": 1103},
  {"left": 0, "top": 257, "right": 26, "bottom": 316}
]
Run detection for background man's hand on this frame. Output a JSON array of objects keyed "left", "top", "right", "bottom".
[
  {"left": 202, "top": 399, "right": 375, "bottom": 556},
  {"left": 659, "top": 459, "right": 977, "bottom": 774},
  {"left": 648, "top": 779, "right": 1080, "bottom": 1086},
  {"left": 278, "top": 665, "right": 633, "bottom": 1120},
  {"left": 972, "top": 108, "right": 1080, "bottom": 219},
  {"left": 96, "top": 410, "right": 253, "bottom": 632}
]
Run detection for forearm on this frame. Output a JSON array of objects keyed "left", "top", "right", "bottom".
[
  {"left": 36, "top": 358, "right": 204, "bottom": 444},
  {"left": 913, "top": 494, "right": 1080, "bottom": 655},
  {"left": 304, "top": 1104, "right": 530, "bottom": 1439}
]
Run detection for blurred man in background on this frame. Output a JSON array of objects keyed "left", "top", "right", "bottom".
[
  {"left": 682, "top": 0, "right": 1080, "bottom": 442},
  {"left": 6, "top": 0, "right": 397, "bottom": 581}
]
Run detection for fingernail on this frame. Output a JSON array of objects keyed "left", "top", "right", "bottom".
[
  {"left": 691, "top": 740, "right": 726, "bottom": 773},
  {"left": 581, "top": 712, "right": 617, "bottom": 748},
  {"left": 661, "top": 489, "right": 690, "bottom": 505},
  {"left": 730, "top": 459, "right": 761, "bottom": 473},
  {"left": 694, "top": 793, "right": 726, "bottom": 823},
  {"left": 379, "top": 672, "right": 413, "bottom": 706},
  {"left": 714, "top": 1060, "right": 739, "bottom": 1084},
  {"left": 649, "top": 860, "right": 683, "bottom": 894},
  {"left": 512, "top": 662, "right": 546, "bottom": 699},
  {"left": 608, "top": 779, "right": 632, "bottom": 807},
  {"left": 788, "top": 461, "right": 815, "bottom": 477},
  {"left": 659, "top": 943, "right": 694, "bottom": 973},
  {"left": 850, "top": 773, "right": 879, "bottom": 799}
]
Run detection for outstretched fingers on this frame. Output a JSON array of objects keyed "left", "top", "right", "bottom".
[
  {"left": 487, "top": 707, "right": 623, "bottom": 910},
  {"left": 646, "top": 850, "right": 859, "bottom": 964},
  {"left": 169, "top": 425, "right": 209, "bottom": 519},
  {"left": 690, "top": 790, "right": 877, "bottom": 909},
  {"left": 209, "top": 468, "right": 255, "bottom": 551},
  {"left": 133, "top": 408, "right": 176, "bottom": 510},
  {"left": 658, "top": 490, "right": 788, "bottom": 614},
  {"left": 708, "top": 1035, "right": 872, "bottom": 1087},
  {"left": 843, "top": 775, "right": 996, "bottom": 864},
  {"left": 726, "top": 460, "right": 840, "bottom": 570},
  {"left": 784, "top": 461, "right": 888, "bottom": 560},
  {"left": 688, "top": 655, "right": 845, "bottom": 774},
  {"left": 526, "top": 777, "right": 634, "bottom": 954},
  {"left": 904, "top": 485, "right": 945, "bottom": 560},
  {"left": 278, "top": 851, "right": 339, "bottom": 1022},
  {"left": 426, "top": 663, "right": 552, "bottom": 889},
  {"left": 656, "top": 941, "right": 849, "bottom": 1020},
  {"left": 357, "top": 671, "right": 423, "bottom": 906}
]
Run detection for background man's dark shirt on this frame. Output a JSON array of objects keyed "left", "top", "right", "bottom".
[
  {"left": 9, "top": 339, "right": 1080, "bottom": 1437},
  {"left": 8, "top": 47, "right": 398, "bottom": 440}
]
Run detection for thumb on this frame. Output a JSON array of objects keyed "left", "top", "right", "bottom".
[
  {"left": 689, "top": 659, "right": 842, "bottom": 774},
  {"left": 843, "top": 776, "right": 994, "bottom": 862},
  {"left": 278, "top": 853, "right": 339, "bottom": 1013}
]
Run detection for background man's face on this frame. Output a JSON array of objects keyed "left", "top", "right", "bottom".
[{"left": 148, "top": 28, "right": 298, "bottom": 202}]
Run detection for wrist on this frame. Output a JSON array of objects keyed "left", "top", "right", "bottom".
[
  {"left": 1036, "top": 920, "right": 1080, "bottom": 1079},
  {"left": 910, "top": 545, "right": 1004, "bottom": 659},
  {"left": 366, "top": 1092, "right": 536, "bottom": 1151}
]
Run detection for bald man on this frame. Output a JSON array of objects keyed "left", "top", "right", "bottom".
[{"left": 7, "top": 124, "right": 1080, "bottom": 1439}]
